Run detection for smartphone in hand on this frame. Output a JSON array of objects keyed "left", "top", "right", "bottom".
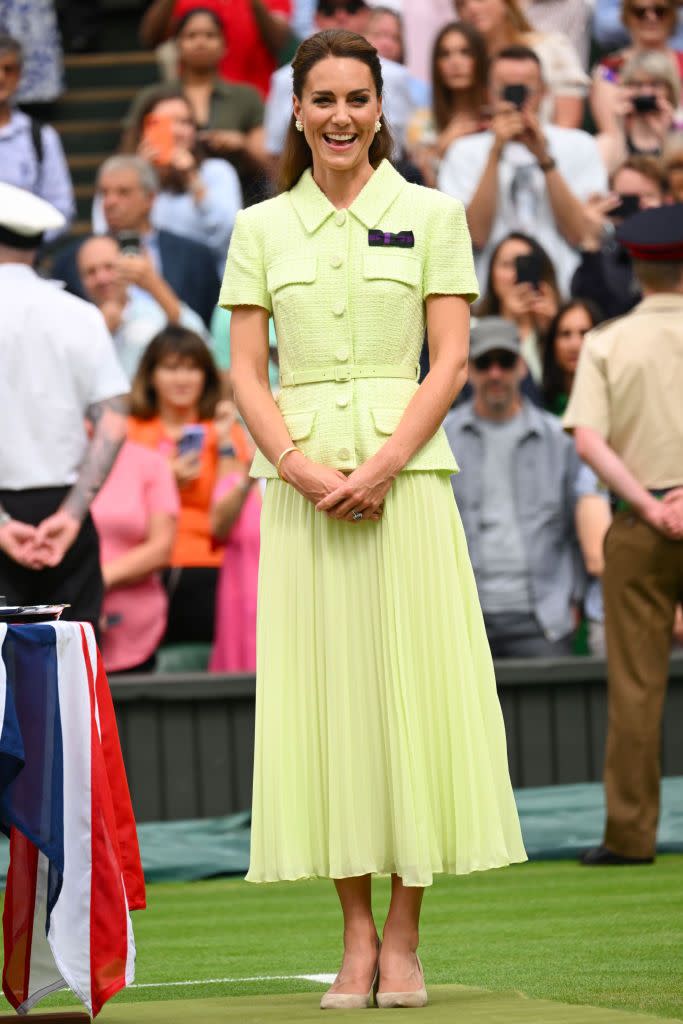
[
  {"left": 177, "top": 424, "right": 205, "bottom": 457},
  {"left": 502, "top": 84, "right": 528, "bottom": 109},
  {"left": 515, "top": 252, "right": 542, "bottom": 289},
  {"left": 143, "top": 112, "right": 175, "bottom": 165}
]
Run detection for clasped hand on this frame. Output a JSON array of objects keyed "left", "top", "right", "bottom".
[
  {"left": 283, "top": 453, "right": 393, "bottom": 522},
  {"left": 0, "top": 510, "right": 81, "bottom": 571}
]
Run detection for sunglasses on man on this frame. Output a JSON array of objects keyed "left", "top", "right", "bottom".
[
  {"left": 318, "top": 0, "right": 367, "bottom": 14},
  {"left": 628, "top": 4, "right": 670, "bottom": 19},
  {"left": 473, "top": 350, "right": 518, "bottom": 372}
]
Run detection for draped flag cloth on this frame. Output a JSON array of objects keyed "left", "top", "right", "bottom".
[{"left": 0, "top": 621, "right": 145, "bottom": 1017}]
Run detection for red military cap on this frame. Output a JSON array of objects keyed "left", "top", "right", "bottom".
[{"left": 615, "top": 203, "right": 683, "bottom": 261}]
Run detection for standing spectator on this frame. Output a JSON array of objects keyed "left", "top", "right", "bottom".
[
  {"left": 52, "top": 155, "right": 220, "bottom": 327},
  {"left": 564, "top": 204, "right": 683, "bottom": 866},
  {"left": 438, "top": 46, "right": 606, "bottom": 295},
  {"left": 596, "top": 50, "right": 681, "bottom": 172},
  {"left": 128, "top": 326, "right": 250, "bottom": 645},
  {"left": 476, "top": 231, "right": 559, "bottom": 384},
  {"left": 407, "top": 21, "right": 489, "bottom": 188},
  {"left": 663, "top": 131, "right": 683, "bottom": 197},
  {"left": 124, "top": 9, "right": 268, "bottom": 205},
  {"left": 0, "top": 0, "right": 63, "bottom": 105},
  {"left": 571, "top": 154, "right": 665, "bottom": 317},
  {"left": 0, "top": 185, "right": 129, "bottom": 630},
  {"left": 0, "top": 34, "right": 74, "bottom": 230},
  {"left": 264, "top": 1, "right": 417, "bottom": 163},
  {"left": 454, "top": 0, "right": 589, "bottom": 126},
  {"left": 542, "top": 298, "right": 602, "bottom": 415},
  {"left": 77, "top": 234, "right": 209, "bottom": 380},
  {"left": 104, "top": 85, "right": 241, "bottom": 274},
  {"left": 139, "top": 0, "right": 292, "bottom": 99},
  {"left": 91, "top": 442, "right": 179, "bottom": 674},
  {"left": 209, "top": 413, "right": 261, "bottom": 674},
  {"left": 444, "top": 317, "right": 581, "bottom": 657},
  {"left": 591, "top": 0, "right": 683, "bottom": 135}
]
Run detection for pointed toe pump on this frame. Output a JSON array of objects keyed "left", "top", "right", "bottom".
[
  {"left": 320, "top": 945, "right": 381, "bottom": 1010},
  {"left": 376, "top": 955, "right": 428, "bottom": 1009}
]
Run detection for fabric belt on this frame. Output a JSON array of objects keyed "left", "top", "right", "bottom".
[
  {"left": 615, "top": 487, "right": 681, "bottom": 514},
  {"left": 280, "top": 363, "right": 420, "bottom": 387}
]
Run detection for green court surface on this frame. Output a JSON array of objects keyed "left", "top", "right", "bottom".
[{"left": 9, "top": 856, "right": 682, "bottom": 1022}]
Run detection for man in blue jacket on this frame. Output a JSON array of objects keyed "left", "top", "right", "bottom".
[{"left": 444, "top": 317, "right": 582, "bottom": 657}]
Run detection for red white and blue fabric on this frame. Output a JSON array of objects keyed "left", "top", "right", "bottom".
[{"left": 0, "top": 621, "right": 145, "bottom": 1017}]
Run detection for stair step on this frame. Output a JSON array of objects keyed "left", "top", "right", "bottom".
[
  {"left": 52, "top": 85, "right": 138, "bottom": 122},
  {"left": 55, "top": 120, "right": 121, "bottom": 153},
  {"left": 64, "top": 52, "right": 160, "bottom": 90},
  {"left": 74, "top": 184, "right": 96, "bottom": 199}
]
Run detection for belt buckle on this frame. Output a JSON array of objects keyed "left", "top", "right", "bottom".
[{"left": 334, "top": 365, "right": 352, "bottom": 382}]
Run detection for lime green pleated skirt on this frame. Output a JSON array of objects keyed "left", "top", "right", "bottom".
[{"left": 246, "top": 472, "right": 527, "bottom": 887}]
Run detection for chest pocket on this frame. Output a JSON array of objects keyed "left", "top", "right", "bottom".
[
  {"left": 363, "top": 252, "right": 420, "bottom": 288},
  {"left": 267, "top": 257, "right": 317, "bottom": 293}
]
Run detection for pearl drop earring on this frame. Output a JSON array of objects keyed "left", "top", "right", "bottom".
[
  {"left": 375, "top": 120, "right": 382, "bottom": 133},
  {"left": 295, "top": 119, "right": 304, "bottom": 132}
]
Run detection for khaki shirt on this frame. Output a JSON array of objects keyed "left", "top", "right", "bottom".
[
  {"left": 220, "top": 160, "right": 479, "bottom": 478},
  {"left": 563, "top": 294, "right": 683, "bottom": 489}
]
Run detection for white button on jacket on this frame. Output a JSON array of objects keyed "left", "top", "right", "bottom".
[{"left": 220, "top": 160, "right": 480, "bottom": 478}]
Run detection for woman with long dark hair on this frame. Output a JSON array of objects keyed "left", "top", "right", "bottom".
[
  {"left": 542, "top": 298, "right": 602, "bottom": 415},
  {"left": 222, "top": 27, "right": 525, "bottom": 1011},
  {"left": 407, "top": 21, "right": 489, "bottom": 187}
]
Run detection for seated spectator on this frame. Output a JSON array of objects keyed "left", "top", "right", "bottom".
[
  {"left": 0, "top": 33, "right": 74, "bottom": 231},
  {"left": 438, "top": 46, "right": 607, "bottom": 295},
  {"left": 128, "top": 326, "right": 250, "bottom": 645},
  {"left": 542, "top": 299, "right": 602, "bottom": 415},
  {"left": 102, "top": 85, "right": 241, "bottom": 274},
  {"left": 476, "top": 231, "right": 559, "bottom": 385},
  {"left": 139, "top": 0, "right": 292, "bottom": 99},
  {"left": 571, "top": 154, "right": 665, "bottom": 317},
  {"left": 78, "top": 234, "right": 209, "bottom": 380},
  {"left": 596, "top": 50, "right": 682, "bottom": 173},
  {"left": 454, "top": 0, "right": 589, "bottom": 126},
  {"left": 209, "top": 420, "right": 261, "bottom": 674},
  {"left": 663, "top": 132, "right": 683, "bottom": 197},
  {"left": 264, "top": 1, "right": 417, "bottom": 166},
  {"left": 592, "top": 0, "right": 683, "bottom": 52},
  {"left": 365, "top": 6, "right": 430, "bottom": 106},
  {"left": 444, "top": 317, "right": 581, "bottom": 657},
  {"left": 407, "top": 21, "right": 489, "bottom": 188},
  {"left": 91, "top": 441, "right": 179, "bottom": 673},
  {"left": 591, "top": 0, "right": 683, "bottom": 135},
  {"left": 124, "top": 9, "right": 268, "bottom": 205},
  {"left": 52, "top": 155, "right": 219, "bottom": 326}
]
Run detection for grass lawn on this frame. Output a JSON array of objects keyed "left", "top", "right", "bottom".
[{"left": 6, "top": 856, "right": 683, "bottom": 1020}]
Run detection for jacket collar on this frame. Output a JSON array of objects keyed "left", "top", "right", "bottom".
[
  {"left": 460, "top": 398, "right": 544, "bottom": 439},
  {"left": 289, "top": 159, "right": 406, "bottom": 234}
]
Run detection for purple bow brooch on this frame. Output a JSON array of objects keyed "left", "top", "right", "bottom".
[{"left": 368, "top": 229, "right": 415, "bottom": 249}]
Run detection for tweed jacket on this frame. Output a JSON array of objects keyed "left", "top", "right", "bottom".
[{"left": 219, "top": 159, "right": 479, "bottom": 478}]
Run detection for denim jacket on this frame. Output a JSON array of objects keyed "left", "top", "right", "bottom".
[{"left": 444, "top": 400, "right": 583, "bottom": 641}]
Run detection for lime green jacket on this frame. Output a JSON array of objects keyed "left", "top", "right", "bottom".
[{"left": 219, "top": 159, "right": 479, "bottom": 478}]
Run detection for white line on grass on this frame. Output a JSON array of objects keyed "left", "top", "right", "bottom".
[{"left": 130, "top": 974, "right": 336, "bottom": 989}]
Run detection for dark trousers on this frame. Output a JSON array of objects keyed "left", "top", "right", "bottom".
[
  {"left": 163, "top": 566, "right": 218, "bottom": 645},
  {"left": 484, "top": 611, "right": 574, "bottom": 658},
  {"left": 602, "top": 511, "right": 683, "bottom": 858},
  {"left": 0, "top": 487, "right": 103, "bottom": 631}
]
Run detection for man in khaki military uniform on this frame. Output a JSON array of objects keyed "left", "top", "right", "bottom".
[{"left": 563, "top": 204, "right": 683, "bottom": 865}]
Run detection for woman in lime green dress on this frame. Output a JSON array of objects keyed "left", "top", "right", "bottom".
[{"left": 221, "top": 28, "right": 526, "bottom": 1011}]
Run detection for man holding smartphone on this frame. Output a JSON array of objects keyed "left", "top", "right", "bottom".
[{"left": 438, "top": 45, "right": 606, "bottom": 294}]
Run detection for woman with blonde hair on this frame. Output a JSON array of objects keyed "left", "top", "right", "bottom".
[{"left": 455, "top": 0, "right": 588, "bottom": 125}]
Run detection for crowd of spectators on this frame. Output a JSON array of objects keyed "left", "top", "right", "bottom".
[{"left": 1, "top": 0, "right": 683, "bottom": 672}]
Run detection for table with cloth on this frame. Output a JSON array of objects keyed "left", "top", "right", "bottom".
[{"left": 0, "top": 620, "right": 145, "bottom": 1017}]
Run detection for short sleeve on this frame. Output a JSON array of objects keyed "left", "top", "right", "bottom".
[
  {"left": 218, "top": 209, "right": 272, "bottom": 313},
  {"left": 144, "top": 450, "right": 180, "bottom": 518},
  {"left": 562, "top": 334, "right": 610, "bottom": 438},
  {"left": 422, "top": 199, "right": 479, "bottom": 304}
]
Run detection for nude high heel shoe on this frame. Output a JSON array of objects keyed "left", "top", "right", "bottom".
[
  {"left": 320, "top": 943, "right": 381, "bottom": 1010},
  {"left": 376, "top": 954, "right": 428, "bottom": 1009}
]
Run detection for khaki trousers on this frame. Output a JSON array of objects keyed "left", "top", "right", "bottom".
[{"left": 602, "top": 511, "right": 683, "bottom": 858}]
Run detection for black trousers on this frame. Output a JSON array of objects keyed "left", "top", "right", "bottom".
[
  {"left": 0, "top": 487, "right": 103, "bottom": 631},
  {"left": 163, "top": 566, "right": 218, "bottom": 645}
]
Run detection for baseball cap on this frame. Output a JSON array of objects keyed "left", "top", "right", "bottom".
[{"left": 469, "top": 317, "right": 521, "bottom": 361}]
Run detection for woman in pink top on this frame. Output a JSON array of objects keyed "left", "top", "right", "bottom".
[
  {"left": 209, "top": 452, "right": 261, "bottom": 674},
  {"left": 92, "top": 441, "right": 179, "bottom": 673}
]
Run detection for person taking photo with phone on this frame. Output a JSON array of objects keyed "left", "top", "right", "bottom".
[{"left": 438, "top": 45, "right": 606, "bottom": 295}]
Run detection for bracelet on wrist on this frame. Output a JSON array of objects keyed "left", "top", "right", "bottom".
[
  {"left": 538, "top": 154, "right": 556, "bottom": 173},
  {"left": 276, "top": 445, "right": 299, "bottom": 480},
  {"left": 218, "top": 445, "right": 236, "bottom": 458}
]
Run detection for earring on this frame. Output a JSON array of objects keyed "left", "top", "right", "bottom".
[
  {"left": 295, "top": 119, "right": 304, "bottom": 132},
  {"left": 375, "top": 120, "right": 382, "bottom": 133}
]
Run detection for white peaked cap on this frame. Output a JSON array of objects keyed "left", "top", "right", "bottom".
[{"left": 0, "top": 183, "right": 66, "bottom": 246}]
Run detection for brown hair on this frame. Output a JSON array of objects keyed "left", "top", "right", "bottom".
[
  {"left": 431, "top": 21, "right": 488, "bottom": 132},
  {"left": 130, "top": 325, "right": 221, "bottom": 420},
  {"left": 632, "top": 259, "right": 683, "bottom": 291},
  {"left": 609, "top": 154, "right": 666, "bottom": 192},
  {"left": 504, "top": 0, "right": 533, "bottom": 34},
  {"left": 278, "top": 29, "right": 395, "bottom": 193}
]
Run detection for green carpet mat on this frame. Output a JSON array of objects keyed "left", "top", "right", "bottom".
[
  {"left": 99, "top": 987, "right": 682, "bottom": 1023},
  {"left": 0, "top": 779, "right": 681, "bottom": 884}
]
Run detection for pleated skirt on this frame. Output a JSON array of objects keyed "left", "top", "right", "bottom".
[{"left": 246, "top": 472, "right": 527, "bottom": 887}]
